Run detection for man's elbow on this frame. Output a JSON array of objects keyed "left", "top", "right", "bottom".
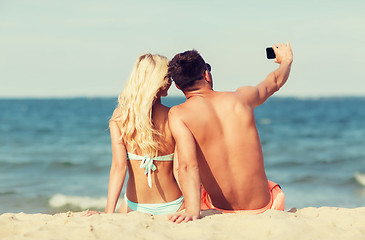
[{"left": 178, "top": 162, "right": 199, "bottom": 175}]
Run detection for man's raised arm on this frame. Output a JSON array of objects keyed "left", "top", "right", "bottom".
[
  {"left": 237, "top": 42, "right": 293, "bottom": 106},
  {"left": 167, "top": 107, "right": 201, "bottom": 223}
]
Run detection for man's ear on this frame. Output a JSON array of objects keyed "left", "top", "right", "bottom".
[
  {"left": 175, "top": 83, "right": 181, "bottom": 90},
  {"left": 204, "top": 70, "right": 211, "bottom": 84}
]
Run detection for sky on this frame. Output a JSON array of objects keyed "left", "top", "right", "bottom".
[{"left": 1, "top": 0, "right": 364, "bottom": 98}]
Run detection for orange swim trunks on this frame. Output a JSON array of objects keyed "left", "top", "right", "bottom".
[{"left": 200, "top": 180, "right": 285, "bottom": 213}]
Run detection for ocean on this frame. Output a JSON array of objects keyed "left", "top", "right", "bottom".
[{"left": 0, "top": 97, "right": 364, "bottom": 214}]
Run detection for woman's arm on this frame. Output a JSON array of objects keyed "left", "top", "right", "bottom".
[{"left": 104, "top": 120, "right": 128, "bottom": 213}]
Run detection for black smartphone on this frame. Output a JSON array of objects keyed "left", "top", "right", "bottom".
[{"left": 266, "top": 47, "right": 276, "bottom": 59}]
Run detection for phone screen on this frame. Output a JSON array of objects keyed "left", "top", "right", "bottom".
[{"left": 266, "top": 47, "right": 276, "bottom": 59}]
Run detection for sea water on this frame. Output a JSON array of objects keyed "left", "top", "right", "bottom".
[{"left": 0, "top": 97, "right": 364, "bottom": 214}]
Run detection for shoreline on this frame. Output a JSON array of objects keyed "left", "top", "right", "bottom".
[{"left": 1, "top": 207, "right": 364, "bottom": 240}]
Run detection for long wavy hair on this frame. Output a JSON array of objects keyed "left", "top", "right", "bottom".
[{"left": 111, "top": 54, "right": 170, "bottom": 157}]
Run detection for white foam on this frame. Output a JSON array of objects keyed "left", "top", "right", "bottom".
[
  {"left": 49, "top": 194, "right": 121, "bottom": 210},
  {"left": 355, "top": 172, "right": 365, "bottom": 186},
  {"left": 258, "top": 118, "right": 271, "bottom": 125}
]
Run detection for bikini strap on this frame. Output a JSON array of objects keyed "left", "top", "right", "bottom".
[
  {"left": 152, "top": 153, "right": 174, "bottom": 161},
  {"left": 139, "top": 155, "right": 156, "bottom": 188},
  {"left": 126, "top": 152, "right": 174, "bottom": 161},
  {"left": 126, "top": 152, "right": 174, "bottom": 188}
]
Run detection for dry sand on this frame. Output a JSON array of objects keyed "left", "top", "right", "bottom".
[{"left": 1, "top": 207, "right": 364, "bottom": 240}]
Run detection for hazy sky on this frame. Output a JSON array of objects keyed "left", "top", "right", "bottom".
[{"left": 1, "top": 0, "right": 364, "bottom": 98}]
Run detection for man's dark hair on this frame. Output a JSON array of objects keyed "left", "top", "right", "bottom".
[{"left": 168, "top": 50, "right": 206, "bottom": 90}]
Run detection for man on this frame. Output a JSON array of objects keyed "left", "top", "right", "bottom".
[{"left": 168, "top": 43, "right": 293, "bottom": 223}]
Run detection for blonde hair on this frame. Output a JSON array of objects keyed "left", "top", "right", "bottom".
[{"left": 111, "top": 54, "right": 170, "bottom": 157}]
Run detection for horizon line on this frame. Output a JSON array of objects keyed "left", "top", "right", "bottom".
[{"left": 0, "top": 94, "right": 365, "bottom": 100}]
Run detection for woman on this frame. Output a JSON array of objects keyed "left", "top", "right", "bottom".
[{"left": 104, "top": 54, "right": 183, "bottom": 215}]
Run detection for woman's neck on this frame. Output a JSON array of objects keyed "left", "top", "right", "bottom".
[
  {"left": 153, "top": 96, "right": 162, "bottom": 107},
  {"left": 155, "top": 97, "right": 161, "bottom": 104}
]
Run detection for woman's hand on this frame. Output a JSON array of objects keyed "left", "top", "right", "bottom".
[{"left": 82, "top": 210, "right": 103, "bottom": 217}]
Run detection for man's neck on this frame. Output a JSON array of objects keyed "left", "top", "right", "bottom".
[{"left": 184, "top": 87, "right": 214, "bottom": 99}]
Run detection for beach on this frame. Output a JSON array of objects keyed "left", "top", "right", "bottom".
[
  {"left": 1, "top": 97, "right": 365, "bottom": 239},
  {"left": 1, "top": 207, "right": 365, "bottom": 240}
]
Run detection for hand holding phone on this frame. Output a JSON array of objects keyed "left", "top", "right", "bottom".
[
  {"left": 266, "top": 47, "right": 276, "bottom": 59},
  {"left": 266, "top": 43, "right": 293, "bottom": 64}
]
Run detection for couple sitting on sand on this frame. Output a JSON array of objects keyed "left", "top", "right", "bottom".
[{"left": 88, "top": 43, "right": 293, "bottom": 223}]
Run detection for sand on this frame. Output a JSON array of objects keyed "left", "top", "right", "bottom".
[{"left": 1, "top": 207, "right": 364, "bottom": 240}]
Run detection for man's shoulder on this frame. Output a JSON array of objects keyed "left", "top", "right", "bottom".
[
  {"left": 236, "top": 86, "right": 258, "bottom": 95},
  {"left": 214, "top": 90, "right": 252, "bottom": 104},
  {"left": 235, "top": 86, "right": 260, "bottom": 105},
  {"left": 168, "top": 99, "right": 198, "bottom": 122},
  {"left": 168, "top": 103, "right": 185, "bottom": 119}
]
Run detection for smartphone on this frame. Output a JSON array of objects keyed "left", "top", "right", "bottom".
[{"left": 266, "top": 47, "right": 276, "bottom": 59}]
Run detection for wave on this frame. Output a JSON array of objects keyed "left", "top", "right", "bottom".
[
  {"left": 48, "top": 161, "right": 82, "bottom": 168},
  {"left": 49, "top": 194, "right": 107, "bottom": 209},
  {"left": 48, "top": 194, "right": 122, "bottom": 211},
  {"left": 0, "top": 190, "right": 16, "bottom": 195},
  {"left": 258, "top": 118, "right": 271, "bottom": 125},
  {"left": 0, "top": 161, "right": 39, "bottom": 169},
  {"left": 355, "top": 172, "right": 365, "bottom": 186},
  {"left": 0, "top": 160, "right": 107, "bottom": 170}
]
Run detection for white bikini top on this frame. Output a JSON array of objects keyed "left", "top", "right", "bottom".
[{"left": 127, "top": 152, "right": 174, "bottom": 188}]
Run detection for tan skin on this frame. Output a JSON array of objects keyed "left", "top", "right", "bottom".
[
  {"left": 168, "top": 43, "right": 293, "bottom": 223},
  {"left": 115, "top": 99, "right": 183, "bottom": 213},
  {"left": 85, "top": 81, "right": 184, "bottom": 215}
]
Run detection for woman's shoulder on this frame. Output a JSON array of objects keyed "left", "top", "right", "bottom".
[
  {"left": 109, "top": 107, "right": 122, "bottom": 122},
  {"left": 160, "top": 103, "right": 171, "bottom": 112},
  {"left": 112, "top": 107, "right": 122, "bottom": 116},
  {"left": 153, "top": 103, "right": 170, "bottom": 118},
  {"left": 109, "top": 108, "right": 122, "bottom": 132}
]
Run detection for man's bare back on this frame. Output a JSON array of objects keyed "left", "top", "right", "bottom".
[
  {"left": 173, "top": 91, "right": 271, "bottom": 210},
  {"left": 168, "top": 43, "right": 293, "bottom": 222}
]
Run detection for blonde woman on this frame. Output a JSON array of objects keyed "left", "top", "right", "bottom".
[
  {"left": 109, "top": 53, "right": 185, "bottom": 215},
  {"left": 88, "top": 54, "right": 184, "bottom": 215}
]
